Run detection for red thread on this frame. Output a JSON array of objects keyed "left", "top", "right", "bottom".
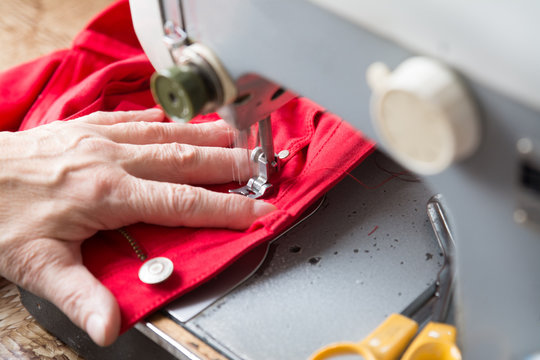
[
  {"left": 290, "top": 163, "right": 414, "bottom": 192},
  {"left": 374, "top": 153, "right": 420, "bottom": 183},
  {"left": 345, "top": 171, "right": 411, "bottom": 190},
  {"left": 368, "top": 225, "right": 379, "bottom": 236}
]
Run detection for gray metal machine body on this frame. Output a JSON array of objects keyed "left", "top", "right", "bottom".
[{"left": 129, "top": 1, "right": 540, "bottom": 359}]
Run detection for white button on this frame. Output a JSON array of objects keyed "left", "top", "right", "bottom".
[
  {"left": 278, "top": 150, "right": 290, "bottom": 159},
  {"left": 138, "top": 257, "right": 174, "bottom": 284},
  {"left": 367, "top": 57, "right": 481, "bottom": 175}
]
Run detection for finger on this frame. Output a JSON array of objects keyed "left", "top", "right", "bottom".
[
  {"left": 76, "top": 108, "right": 165, "bottom": 125},
  {"left": 119, "top": 178, "right": 277, "bottom": 229},
  {"left": 36, "top": 242, "right": 121, "bottom": 346},
  {"left": 103, "top": 119, "right": 236, "bottom": 147},
  {"left": 121, "top": 143, "right": 254, "bottom": 184}
]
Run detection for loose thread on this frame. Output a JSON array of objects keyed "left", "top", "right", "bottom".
[
  {"left": 374, "top": 152, "right": 420, "bottom": 183},
  {"left": 274, "top": 164, "right": 417, "bottom": 195},
  {"left": 368, "top": 225, "right": 379, "bottom": 236},
  {"left": 345, "top": 170, "right": 413, "bottom": 190},
  {"left": 230, "top": 126, "right": 256, "bottom": 184}
]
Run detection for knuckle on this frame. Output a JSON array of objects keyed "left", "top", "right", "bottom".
[
  {"left": 221, "top": 193, "right": 241, "bottom": 215},
  {"left": 56, "top": 285, "right": 88, "bottom": 324},
  {"left": 128, "top": 122, "right": 170, "bottom": 142},
  {"left": 170, "top": 143, "right": 199, "bottom": 170},
  {"left": 83, "top": 111, "right": 108, "bottom": 124},
  {"left": 86, "top": 168, "right": 121, "bottom": 200},
  {"left": 170, "top": 185, "right": 202, "bottom": 216},
  {"left": 5, "top": 244, "right": 47, "bottom": 287},
  {"left": 102, "top": 111, "right": 125, "bottom": 124},
  {"left": 92, "top": 110, "right": 107, "bottom": 119},
  {"left": 112, "top": 172, "right": 136, "bottom": 197},
  {"left": 77, "top": 136, "right": 119, "bottom": 154}
]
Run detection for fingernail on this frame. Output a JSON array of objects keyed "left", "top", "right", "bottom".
[
  {"left": 86, "top": 313, "right": 106, "bottom": 346},
  {"left": 253, "top": 201, "right": 277, "bottom": 217}
]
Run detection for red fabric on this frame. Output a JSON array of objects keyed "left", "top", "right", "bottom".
[{"left": 0, "top": 0, "right": 375, "bottom": 332}]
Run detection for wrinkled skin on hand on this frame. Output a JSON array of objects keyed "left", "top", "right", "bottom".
[{"left": 0, "top": 109, "right": 275, "bottom": 346}]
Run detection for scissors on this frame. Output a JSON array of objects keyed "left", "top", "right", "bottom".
[{"left": 310, "top": 194, "right": 461, "bottom": 360}]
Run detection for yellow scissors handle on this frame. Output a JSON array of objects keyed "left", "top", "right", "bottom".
[
  {"left": 310, "top": 342, "right": 377, "bottom": 360},
  {"left": 401, "top": 322, "right": 461, "bottom": 360},
  {"left": 310, "top": 314, "right": 419, "bottom": 360}
]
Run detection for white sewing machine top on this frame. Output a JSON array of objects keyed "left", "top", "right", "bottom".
[{"left": 309, "top": 0, "right": 540, "bottom": 112}]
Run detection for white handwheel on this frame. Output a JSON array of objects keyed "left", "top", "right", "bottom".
[{"left": 367, "top": 57, "right": 481, "bottom": 175}]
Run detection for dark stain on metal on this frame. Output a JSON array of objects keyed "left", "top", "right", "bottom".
[
  {"left": 289, "top": 245, "right": 302, "bottom": 253},
  {"left": 322, "top": 198, "right": 330, "bottom": 209},
  {"left": 354, "top": 249, "right": 359, "bottom": 253},
  {"left": 425, "top": 252, "right": 433, "bottom": 261},
  {"left": 309, "top": 257, "right": 321, "bottom": 265}
]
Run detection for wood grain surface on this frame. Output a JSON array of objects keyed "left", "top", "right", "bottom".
[
  {"left": 0, "top": 0, "right": 115, "bottom": 71},
  {"left": 0, "top": 279, "right": 82, "bottom": 360},
  {"left": 0, "top": 1, "right": 115, "bottom": 359},
  {"left": 146, "top": 314, "right": 228, "bottom": 360}
]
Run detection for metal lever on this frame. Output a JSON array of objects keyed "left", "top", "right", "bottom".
[{"left": 427, "top": 194, "right": 457, "bottom": 323}]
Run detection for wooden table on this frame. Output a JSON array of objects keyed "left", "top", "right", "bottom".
[{"left": 0, "top": 1, "right": 115, "bottom": 358}]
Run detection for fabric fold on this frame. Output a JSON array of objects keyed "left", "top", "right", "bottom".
[{"left": 1, "top": 0, "right": 376, "bottom": 332}]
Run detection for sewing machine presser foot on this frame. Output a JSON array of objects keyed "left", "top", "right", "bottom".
[{"left": 230, "top": 146, "right": 277, "bottom": 199}]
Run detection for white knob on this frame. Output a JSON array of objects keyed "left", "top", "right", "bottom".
[{"left": 367, "top": 57, "right": 481, "bottom": 175}]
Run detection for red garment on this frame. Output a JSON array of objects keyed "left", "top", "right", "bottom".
[{"left": 0, "top": 0, "right": 375, "bottom": 331}]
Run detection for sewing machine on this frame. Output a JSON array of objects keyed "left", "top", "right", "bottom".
[{"left": 20, "top": 1, "right": 540, "bottom": 359}]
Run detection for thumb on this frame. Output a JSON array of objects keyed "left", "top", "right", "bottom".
[{"left": 41, "top": 261, "right": 121, "bottom": 346}]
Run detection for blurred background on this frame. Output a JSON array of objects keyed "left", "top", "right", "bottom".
[
  {"left": 0, "top": 1, "right": 114, "bottom": 358},
  {"left": 0, "top": 0, "right": 114, "bottom": 71}
]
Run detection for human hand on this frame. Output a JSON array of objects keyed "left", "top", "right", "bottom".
[{"left": 0, "top": 108, "right": 276, "bottom": 346}]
